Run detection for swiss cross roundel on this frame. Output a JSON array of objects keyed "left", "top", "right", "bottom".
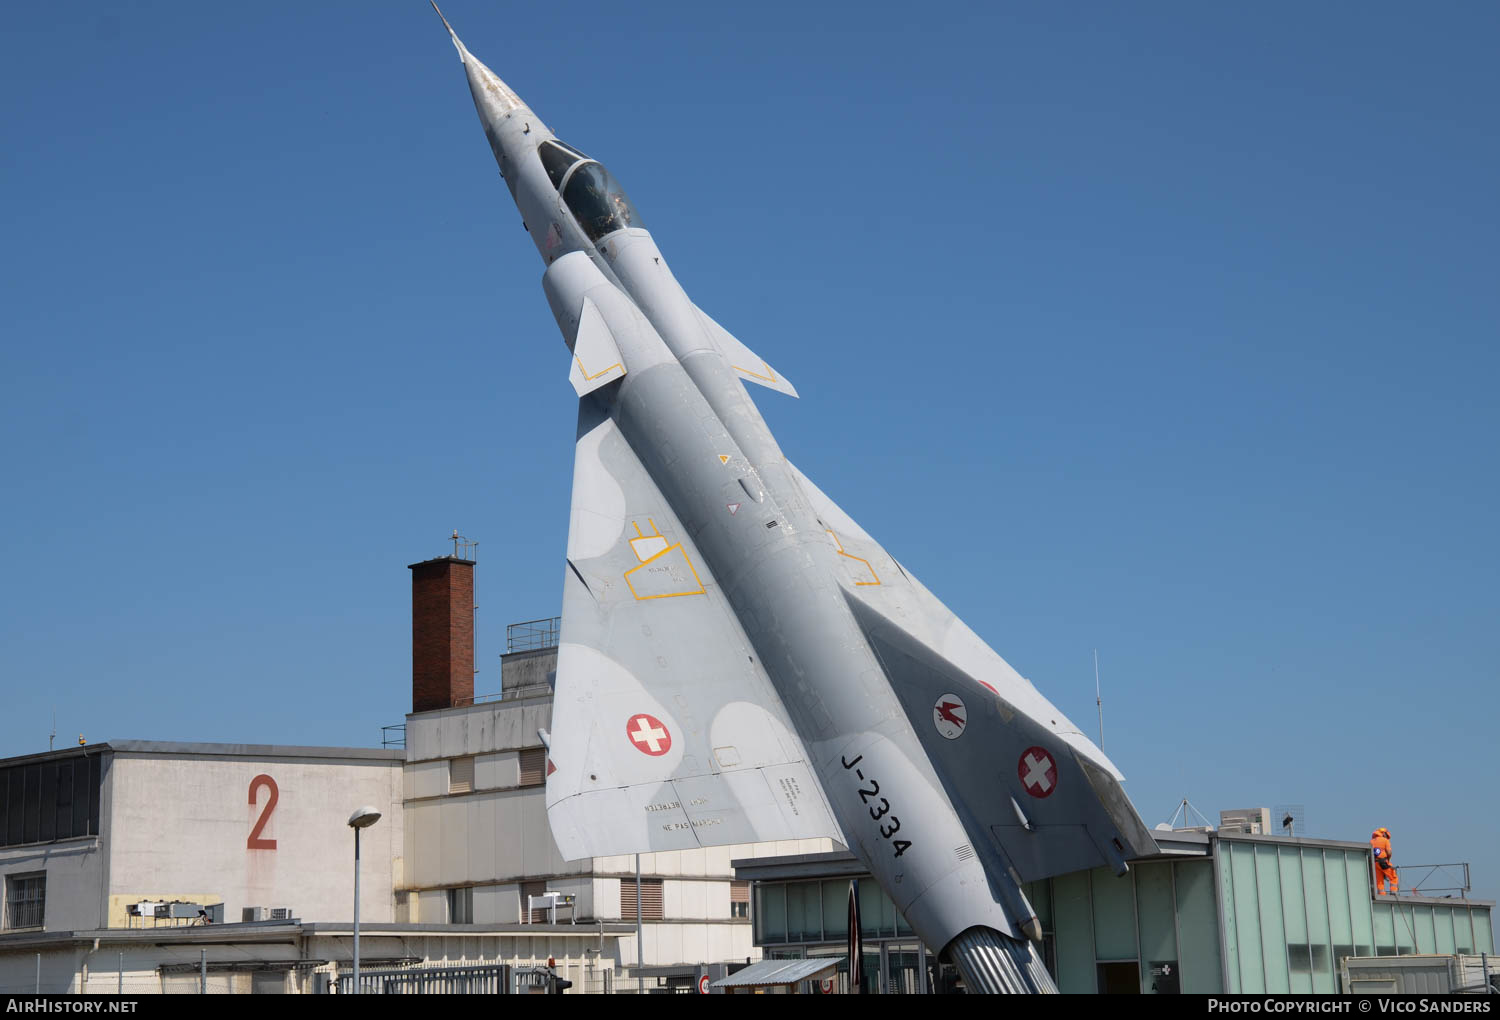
[
  {"left": 1018, "top": 746, "right": 1058, "bottom": 798},
  {"left": 626, "top": 714, "right": 672, "bottom": 756}
]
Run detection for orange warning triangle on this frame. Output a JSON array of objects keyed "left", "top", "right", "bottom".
[
  {"left": 718, "top": 454, "right": 730, "bottom": 465},
  {"left": 546, "top": 758, "right": 557, "bottom": 776}
]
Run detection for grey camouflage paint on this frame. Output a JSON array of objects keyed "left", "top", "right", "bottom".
[{"left": 432, "top": 7, "right": 1156, "bottom": 990}]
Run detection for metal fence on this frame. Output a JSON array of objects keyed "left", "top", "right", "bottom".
[
  {"left": 474, "top": 683, "right": 554, "bottom": 705},
  {"left": 1397, "top": 862, "right": 1471, "bottom": 898},
  {"left": 335, "top": 963, "right": 511, "bottom": 994},
  {"left": 506, "top": 616, "right": 561, "bottom": 653}
]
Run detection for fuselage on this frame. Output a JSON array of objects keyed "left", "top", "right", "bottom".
[{"left": 442, "top": 23, "right": 1039, "bottom": 954}]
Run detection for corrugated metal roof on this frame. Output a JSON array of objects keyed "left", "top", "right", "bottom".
[{"left": 711, "top": 957, "right": 842, "bottom": 988}]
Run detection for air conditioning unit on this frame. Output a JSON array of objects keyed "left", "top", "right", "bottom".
[
  {"left": 270, "top": 907, "right": 293, "bottom": 921},
  {"left": 1219, "top": 808, "right": 1272, "bottom": 835},
  {"left": 243, "top": 906, "right": 270, "bottom": 922}
]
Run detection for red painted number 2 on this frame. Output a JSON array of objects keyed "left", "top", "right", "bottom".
[{"left": 247, "top": 774, "right": 278, "bottom": 850}]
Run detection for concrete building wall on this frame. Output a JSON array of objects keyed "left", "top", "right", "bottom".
[
  {"left": 406, "top": 700, "right": 552, "bottom": 764},
  {"left": 499, "top": 648, "right": 556, "bottom": 691},
  {"left": 0, "top": 947, "right": 84, "bottom": 995},
  {"left": 104, "top": 747, "right": 403, "bottom": 927},
  {"left": 631, "top": 922, "right": 753, "bottom": 972},
  {"left": 0, "top": 836, "right": 105, "bottom": 933},
  {"left": 406, "top": 787, "right": 583, "bottom": 891},
  {"left": 1, "top": 930, "right": 631, "bottom": 996}
]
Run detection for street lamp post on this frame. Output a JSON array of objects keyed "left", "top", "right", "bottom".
[{"left": 347, "top": 806, "right": 382, "bottom": 993}]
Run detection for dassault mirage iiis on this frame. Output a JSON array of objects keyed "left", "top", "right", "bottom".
[{"left": 431, "top": 7, "right": 1157, "bottom": 993}]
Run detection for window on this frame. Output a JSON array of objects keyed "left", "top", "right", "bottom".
[
  {"left": 620, "top": 878, "right": 663, "bottom": 921},
  {"left": 562, "top": 162, "right": 644, "bottom": 242},
  {"left": 730, "top": 880, "right": 749, "bottom": 919},
  {"left": 5, "top": 873, "right": 45, "bottom": 930},
  {"left": 448, "top": 756, "right": 474, "bottom": 794},
  {"left": 0, "top": 754, "right": 101, "bottom": 848},
  {"left": 519, "top": 748, "right": 546, "bottom": 788},
  {"left": 538, "top": 139, "right": 589, "bottom": 189},
  {"left": 448, "top": 887, "right": 473, "bottom": 924}
]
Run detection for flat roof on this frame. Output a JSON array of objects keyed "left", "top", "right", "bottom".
[
  {"left": 1215, "top": 830, "right": 1372, "bottom": 852},
  {"left": 0, "top": 920, "right": 637, "bottom": 952},
  {"left": 734, "top": 836, "right": 1492, "bottom": 908},
  {"left": 712, "top": 957, "right": 841, "bottom": 988},
  {"left": 731, "top": 851, "right": 868, "bottom": 883},
  {"left": 104, "top": 739, "right": 404, "bottom": 762},
  {"left": 1, "top": 740, "right": 406, "bottom": 767}
]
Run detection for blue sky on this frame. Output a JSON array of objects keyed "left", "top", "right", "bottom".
[{"left": 2, "top": 3, "right": 1496, "bottom": 899}]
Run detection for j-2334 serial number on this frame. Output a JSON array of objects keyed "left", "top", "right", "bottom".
[{"left": 841, "top": 755, "right": 912, "bottom": 859}]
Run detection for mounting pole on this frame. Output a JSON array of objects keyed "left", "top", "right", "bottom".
[{"left": 635, "top": 854, "right": 644, "bottom": 994}]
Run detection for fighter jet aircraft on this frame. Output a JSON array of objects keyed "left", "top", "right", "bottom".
[{"left": 431, "top": 6, "right": 1157, "bottom": 993}]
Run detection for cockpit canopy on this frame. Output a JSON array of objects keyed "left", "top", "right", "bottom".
[
  {"left": 538, "top": 139, "right": 588, "bottom": 189},
  {"left": 537, "top": 139, "right": 645, "bottom": 242}
]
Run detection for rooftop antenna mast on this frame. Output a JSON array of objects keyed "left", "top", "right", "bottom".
[
  {"left": 1164, "top": 797, "right": 1216, "bottom": 830},
  {"left": 451, "top": 530, "right": 479, "bottom": 684},
  {"left": 1275, "top": 804, "right": 1306, "bottom": 837},
  {"left": 49, "top": 709, "right": 55, "bottom": 752},
  {"left": 1094, "top": 649, "right": 1103, "bottom": 751}
]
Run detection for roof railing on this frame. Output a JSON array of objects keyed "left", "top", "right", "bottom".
[{"left": 506, "top": 617, "right": 561, "bottom": 653}]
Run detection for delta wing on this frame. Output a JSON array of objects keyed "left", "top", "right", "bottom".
[{"left": 545, "top": 401, "right": 842, "bottom": 859}]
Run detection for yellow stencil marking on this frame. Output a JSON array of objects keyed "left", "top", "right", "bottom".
[
  {"left": 575, "top": 355, "right": 623, "bottom": 382},
  {"left": 732, "top": 359, "right": 780, "bottom": 384},
  {"left": 624, "top": 545, "right": 707, "bottom": 600},
  {"left": 623, "top": 519, "right": 705, "bottom": 599},
  {"left": 826, "top": 530, "right": 881, "bottom": 586},
  {"left": 718, "top": 454, "right": 731, "bottom": 465},
  {"left": 631, "top": 536, "right": 669, "bottom": 561},
  {"left": 629, "top": 519, "right": 669, "bottom": 561}
]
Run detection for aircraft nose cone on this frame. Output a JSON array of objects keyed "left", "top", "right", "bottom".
[{"left": 431, "top": 2, "right": 527, "bottom": 116}]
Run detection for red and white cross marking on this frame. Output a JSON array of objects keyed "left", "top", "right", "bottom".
[
  {"left": 626, "top": 714, "right": 672, "bottom": 756},
  {"left": 1018, "top": 746, "right": 1058, "bottom": 798}
]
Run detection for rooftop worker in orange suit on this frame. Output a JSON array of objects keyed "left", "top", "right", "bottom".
[{"left": 1371, "top": 827, "right": 1399, "bottom": 895}]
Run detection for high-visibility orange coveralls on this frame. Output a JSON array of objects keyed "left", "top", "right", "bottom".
[{"left": 1371, "top": 828, "right": 1399, "bottom": 895}]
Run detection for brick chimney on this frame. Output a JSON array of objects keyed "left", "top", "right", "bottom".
[{"left": 408, "top": 556, "right": 475, "bottom": 712}]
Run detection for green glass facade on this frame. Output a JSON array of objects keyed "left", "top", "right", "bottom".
[
  {"left": 754, "top": 880, "right": 930, "bottom": 993},
  {"left": 1042, "top": 858, "right": 1224, "bottom": 993},
  {"left": 1217, "top": 838, "right": 1495, "bottom": 994},
  {"left": 746, "top": 835, "right": 1495, "bottom": 994},
  {"left": 752, "top": 857, "right": 1225, "bottom": 993}
]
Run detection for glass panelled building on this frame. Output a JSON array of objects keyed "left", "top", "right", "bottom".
[
  {"left": 1217, "top": 837, "right": 1493, "bottom": 994},
  {"left": 736, "top": 832, "right": 1495, "bottom": 994}
]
